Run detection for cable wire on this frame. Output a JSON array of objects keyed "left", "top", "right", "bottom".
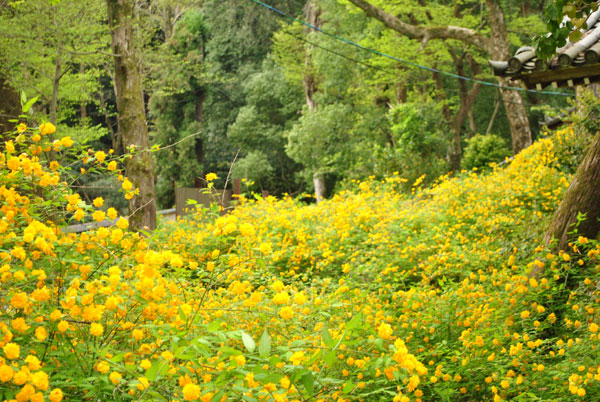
[
  {"left": 285, "top": 31, "right": 558, "bottom": 107},
  {"left": 248, "top": 0, "right": 574, "bottom": 97}
]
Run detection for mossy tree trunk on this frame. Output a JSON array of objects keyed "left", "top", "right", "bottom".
[
  {"left": 303, "top": 0, "right": 326, "bottom": 203},
  {"left": 544, "top": 131, "right": 600, "bottom": 250},
  {"left": 106, "top": 0, "right": 156, "bottom": 231}
]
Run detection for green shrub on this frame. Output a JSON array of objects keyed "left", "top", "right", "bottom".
[{"left": 462, "top": 134, "right": 511, "bottom": 171}]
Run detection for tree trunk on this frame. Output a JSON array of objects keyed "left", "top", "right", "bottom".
[
  {"left": 303, "top": 0, "right": 325, "bottom": 203},
  {"left": 485, "top": 0, "right": 532, "bottom": 154},
  {"left": 303, "top": 0, "right": 320, "bottom": 112},
  {"left": 434, "top": 51, "right": 482, "bottom": 173},
  {"left": 50, "top": 46, "right": 62, "bottom": 125},
  {"left": 313, "top": 172, "right": 326, "bottom": 204},
  {"left": 107, "top": 0, "right": 157, "bottom": 231},
  {"left": 468, "top": 110, "right": 477, "bottom": 135},
  {"left": 79, "top": 63, "right": 87, "bottom": 125},
  {"left": 544, "top": 131, "right": 600, "bottom": 251}
]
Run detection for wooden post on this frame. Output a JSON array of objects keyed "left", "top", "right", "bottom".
[{"left": 233, "top": 178, "right": 241, "bottom": 197}]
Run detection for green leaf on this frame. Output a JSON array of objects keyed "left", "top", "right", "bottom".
[
  {"left": 20, "top": 91, "right": 27, "bottom": 107},
  {"left": 342, "top": 380, "right": 354, "bottom": 394},
  {"left": 258, "top": 328, "right": 271, "bottom": 357},
  {"left": 346, "top": 313, "right": 363, "bottom": 331},
  {"left": 301, "top": 371, "right": 314, "bottom": 395},
  {"left": 21, "top": 96, "right": 38, "bottom": 113},
  {"left": 241, "top": 331, "right": 256, "bottom": 352},
  {"left": 146, "top": 361, "right": 169, "bottom": 381},
  {"left": 324, "top": 350, "right": 337, "bottom": 366},
  {"left": 321, "top": 325, "right": 334, "bottom": 348},
  {"left": 569, "top": 29, "right": 582, "bottom": 42},
  {"left": 207, "top": 320, "right": 221, "bottom": 332},
  {"left": 211, "top": 390, "right": 225, "bottom": 402}
]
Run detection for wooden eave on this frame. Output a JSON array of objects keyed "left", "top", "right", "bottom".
[{"left": 489, "top": 4, "right": 600, "bottom": 90}]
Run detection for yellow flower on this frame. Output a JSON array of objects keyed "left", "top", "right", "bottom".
[
  {"left": 182, "top": 383, "right": 201, "bottom": 401},
  {"left": 25, "top": 355, "right": 41, "bottom": 371},
  {"left": 96, "top": 361, "right": 110, "bottom": 373},
  {"left": 107, "top": 207, "right": 118, "bottom": 220},
  {"left": 289, "top": 350, "right": 304, "bottom": 365},
  {"left": 90, "top": 323, "right": 104, "bottom": 336},
  {"left": 39, "top": 122, "right": 56, "bottom": 135},
  {"left": 109, "top": 372, "right": 122, "bottom": 384},
  {"left": 95, "top": 151, "right": 106, "bottom": 163},
  {"left": 93, "top": 197, "right": 104, "bottom": 207},
  {"left": 137, "top": 377, "right": 149, "bottom": 390},
  {"left": 92, "top": 210, "right": 106, "bottom": 222},
  {"left": 60, "top": 136, "right": 73, "bottom": 147},
  {"left": 205, "top": 173, "right": 218, "bottom": 182},
  {"left": 122, "top": 178, "right": 133, "bottom": 191},
  {"left": 7, "top": 156, "right": 20, "bottom": 171},
  {"left": 272, "top": 291, "right": 290, "bottom": 305},
  {"left": 590, "top": 323, "right": 599, "bottom": 333},
  {"left": 140, "top": 359, "right": 152, "bottom": 370},
  {"left": 74, "top": 208, "right": 85, "bottom": 221},
  {"left": 10, "top": 292, "right": 28, "bottom": 309},
  {"left": 116, "top": 217, "right": 129, "bottom": 229},
  {"left": 49, "top": 388, "right": 63, "bottom": 402},
  {"left": 161, "top": 350, "right": 174, "bottom": 361},
  {"left": 378, "top": 322, "right": 393, "bottom": 340},
  {"left": 279, "top": 306, "right": 294, "bottom": 320},
  {"left": 0, "top": 364, "right": 14, "bottom": 382},
  {"left": 107, "top": 161, "right": 117, "bottom": 171},
  {"left": 35, "top": 327, "right": 48, "bottom": 341},
  {"left": 57, "top": 320, "right": 69, "bottom": 333},
  {"left": 294, "top": 292, "right": 306, "bottom": 304},
  {"left": 31, "top": 371, "right": 49, "bottom": 390},
  {"left": 17, "top": 123, "right": 26, "bottom": 133},
  {"left": 3, "top": 342, "right": 20, "bottom": 360}
]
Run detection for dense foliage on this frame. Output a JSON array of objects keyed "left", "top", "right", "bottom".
[{"left": 0, "top": 0, "right": 573, "bottom": 207}]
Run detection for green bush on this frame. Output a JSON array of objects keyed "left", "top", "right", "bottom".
[{"left": 462, "top": 134, "right": 511, "bottom": 171}]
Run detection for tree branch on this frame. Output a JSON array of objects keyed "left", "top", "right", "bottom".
[{"left": 345, "top": 0, "right": 490, "bottom": 52}]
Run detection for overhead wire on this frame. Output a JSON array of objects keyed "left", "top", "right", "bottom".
[
  {"left": 247, "top": 0, "right": 575, "bottom": 98},
  {"left": 283, "top": 31, "right": 566, "bottom": 108}
]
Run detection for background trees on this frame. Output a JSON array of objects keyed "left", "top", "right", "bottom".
[{"left": 0, "top": 0, "right": 573, "bottom": 210}]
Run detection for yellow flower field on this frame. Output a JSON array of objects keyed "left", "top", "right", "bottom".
[{"left": 0, "top": 123, "right": 599, "bottom": 401}]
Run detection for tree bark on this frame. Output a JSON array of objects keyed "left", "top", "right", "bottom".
[
  {"left": 50, "top": 46, "right": 62, "bottom": 125},
  {"left": 303, "top": 0, "right": 320, "bottom": 112},
  {"left": 346, "top": 0, "right": 533, "bottom": 154},
  {"left": 434, "top": 51, "right": 482, "bottom": 172},
  {"left": 544, "top": 131, "right": 600, "bottom": 251},
  {"left": 346, "top": 0, "right": 488, "bottom": 50},
  {"left": 313, "top": 172, "right": 326, "bottom": 204},
  {"left": 80, "top": 63, "right": 87, "bottom": 124},
  {"left": 107, "top": 0, "right": 157, "bottom": 231},
  {"left": 303, "top": 0, "right": 326, "bottom": 203},
  {"left": 485, "top": 0, "right": 532, "bottom": 154}
]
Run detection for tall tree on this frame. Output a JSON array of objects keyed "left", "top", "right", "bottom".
[
  {"left": 344, "top": 0, "right": 534, "bottom": 155},
  {"left": 106, "top": 0, "right": 157, "bottom": 231}
]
